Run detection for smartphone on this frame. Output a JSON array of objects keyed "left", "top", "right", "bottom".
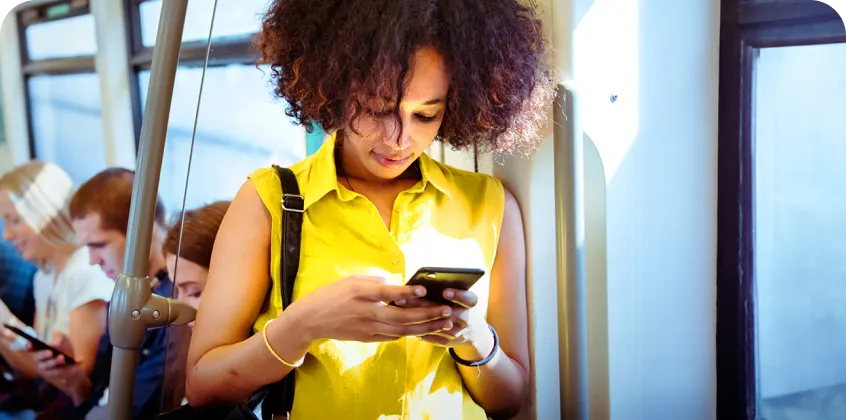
[
  {"left": 3, "top": 324, "right": 77, "bottom": 365},
  {"left": 404, "top": 267, "right": 486, "bottom": 305}
]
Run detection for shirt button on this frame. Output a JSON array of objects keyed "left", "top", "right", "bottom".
[{"left": 392, "top": 259, "right": 400, "bottom": 265}]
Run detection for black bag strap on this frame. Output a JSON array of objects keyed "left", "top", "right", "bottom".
[
  {"left": 259, "top": 165, "right": 303, "bottom": 420},
  {"left": 275, "top": 165, "right": 303, "bottom": 309},
  {"left": 155, "top": 167, "right": 302, "bottom": 420}
]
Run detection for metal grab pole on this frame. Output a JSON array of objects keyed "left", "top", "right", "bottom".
[
  {"left": 554, "top": 85, "right": 589, "bottom": 420},
  {"left": 107, "top": 1, "right": 191, "bottom": 419}
]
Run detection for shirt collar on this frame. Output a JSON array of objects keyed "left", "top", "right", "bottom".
[
  {"left": 301, "top": 132, "right": 453, "bottom": 210},
  {"left": 417, "top": 148, "right": 452, "bottom": 198},
  {"left": 301, "top": 133, "right": 343, "bottom": 210}
]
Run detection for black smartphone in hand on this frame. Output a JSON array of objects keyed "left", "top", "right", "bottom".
[
  {"left": 3, "top": 324, "right": 77, "bottom": 365},
  {"left": 404, "top": 267, "right": 486, "bottom": 305}
]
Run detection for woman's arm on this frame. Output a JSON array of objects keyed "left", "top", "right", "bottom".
[
  {"left": 0, "top": 334, "right": 40, "bottom": 378},
  {"left": 453, "top": 187, "right": 530, "bottom": 417},
  {"left": 187, "top": 181, "right": 452, "bottom": 406},
  {"left": 185, "top": 181, "right": 288, "bottom": 406},
  {"left": 0, "top": 307, "right": 40, "bottom": 378},
  {"left": 68, "top": 300, "right": 107, "bottom": 375}
]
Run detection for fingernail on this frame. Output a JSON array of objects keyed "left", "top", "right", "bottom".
[
  {"left": 415, "top": 287, "right": 425, "bottom": 296},
  {"left": 442, "top": 308, "right": 452, "bottom": 317},
  {"left": 396, "top": 299, "right": 406, "bottom": 306},
  {"left": 443, "top": 320, "right": 453, "bottom": 330},
  {"left": 444, "top": 290, "right": 454, "bottom": 299}
]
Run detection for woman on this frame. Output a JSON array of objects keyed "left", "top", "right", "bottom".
[
  {"left": 0, "top": 162, "right": 113, "bottom": 405},
  {"left": 163, "top": 201, "right": 231, "bottom": 313},
  {"left": 160, "top": 201, "right": 230, "bottom": 410},
  {"left": 187, "top": 0, "right": 553, "bottom": 418}
]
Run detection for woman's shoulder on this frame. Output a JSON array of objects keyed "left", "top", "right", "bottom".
[
  {"left": 429, "top": 157, "right": 504, "bottom": 201},
  {"left": 247, "top": 154, "right": 316, "bottom": 192}
]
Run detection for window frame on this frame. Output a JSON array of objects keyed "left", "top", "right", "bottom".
[
  {"left": 124, "top": 0, "right": 259, "bottom": 150},
  {"left": 16, "top": 0, "right": 98, "bottom": 159},
  {"left": 716, "top": 0, "right": 846, "bottom": 418}
]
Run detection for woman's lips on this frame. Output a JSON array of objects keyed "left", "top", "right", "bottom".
[{"left": 371, "top": 152, "right": 410, "bottom": 168}]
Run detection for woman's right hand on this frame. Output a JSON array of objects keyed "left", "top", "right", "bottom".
[{"left": 291, "top": 275, "right": 455, "bottom": 343}]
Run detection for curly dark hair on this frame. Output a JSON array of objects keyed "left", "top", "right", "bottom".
[{"left": 256, "top": 0, "right": 555, "bottom": 153}]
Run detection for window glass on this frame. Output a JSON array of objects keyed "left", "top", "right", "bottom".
[
  {"left": 756, "top": 42, "right": 846, "bottom": 420},
  {"left": 0, "top": 70, "right": 10, "bottom": 172},
  {"left": 139, "top": 0, "right": 269, "bottom": 47},
  {"left": 28, "top": 73, "right": 107, "bottom": 185},
  {"left": 138, "top": 64, "right": 305, "bottom": 216},
  {"left": 25, "top": 14, "right": 98, "bottom": 60}
]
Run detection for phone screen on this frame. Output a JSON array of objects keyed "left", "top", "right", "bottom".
[{"left": 3, "top": 324, "right": 77, "bottom": 365}]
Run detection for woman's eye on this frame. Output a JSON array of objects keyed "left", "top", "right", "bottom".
[{"left": 415, "top": 113, "right": 438, "bottom": 123}]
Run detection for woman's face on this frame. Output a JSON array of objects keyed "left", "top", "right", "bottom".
[
  {"left": 167, "top": 253, "right": 209, "bottom": 316},
  {"left": 0, "top": 191, "right": 49, "bottom": 262},
  {"left": 342, "top": 46, "right": 451, "bottom": 180}
]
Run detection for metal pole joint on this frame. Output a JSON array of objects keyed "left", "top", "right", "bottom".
[{"left": 109, "top": 274, "right": 197, "bottom": 349}]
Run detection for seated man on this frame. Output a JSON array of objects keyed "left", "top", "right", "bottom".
[
  {"left": 30, "top": 168, "right": 179, "bottom": 418},
  {"left": 0, "top": 220, "right": 37, "bottom": 327}
]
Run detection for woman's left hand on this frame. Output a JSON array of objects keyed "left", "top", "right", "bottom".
[{"left": 394, "top": 289, "right": 492, "bottom": 354}]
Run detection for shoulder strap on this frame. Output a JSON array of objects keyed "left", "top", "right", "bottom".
[
  {"left": 274, "top": 165, "right": 303, "bottom": 309},
  {"left": 261, "top": 165, "right": 303, "bottom": 419}
]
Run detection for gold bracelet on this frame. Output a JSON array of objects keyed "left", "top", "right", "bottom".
[{"left": 262, "top": 319, "right": 305, "bottom": 368}]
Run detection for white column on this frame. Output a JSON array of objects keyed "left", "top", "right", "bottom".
[
  {"left": 91, "top": 0, "right": 137, "bottom": 169},
  {"left": 0, "top": 10, "right": 32, "bottom": 173},
  {"left": 501, "top": 0, "right": 569, "bottom": 418}
]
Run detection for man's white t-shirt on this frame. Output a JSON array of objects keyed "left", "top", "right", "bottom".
[{"left": 33, "top": 246, "right": 114, "bottom": 341}]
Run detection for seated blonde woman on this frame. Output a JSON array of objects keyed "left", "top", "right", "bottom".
[{"left": 0, "top": 162, "right": 113, "bottom": 414}]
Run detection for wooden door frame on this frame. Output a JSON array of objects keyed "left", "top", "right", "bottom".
[{"left": 716, "top": 1, "right": 845, "bottom": 418}]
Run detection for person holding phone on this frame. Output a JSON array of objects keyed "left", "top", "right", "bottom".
[
  {"left": 0, "top": 162, "right": 113, "bottom": 414},
  {"left": 27, "top": 167, "right": 176, "bottom": 419},
  {"left": 159, "top": 200, "right": 230, "bottom": 409},
  {"left": 186, "top": 0, "right": 552, "bottom": 418}
]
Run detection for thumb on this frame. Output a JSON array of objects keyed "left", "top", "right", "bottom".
[{"left": 51, "top": 332, "right": 73, "bottom": 353}]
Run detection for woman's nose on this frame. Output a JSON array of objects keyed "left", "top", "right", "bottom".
[{"left": 392, "top": 124, "right": 414, "bottom": 151}]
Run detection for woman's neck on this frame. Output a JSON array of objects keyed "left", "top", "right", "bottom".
[{"left": 44, "top": 243, "right": 80, "bottom": 275}]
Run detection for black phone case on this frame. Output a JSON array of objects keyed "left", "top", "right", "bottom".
[
  {"left": 3, "top": 324, "right": 77, "bottom": 364},
  {"left": 404, "top": 267, "right": 485, "bottom": 305}
]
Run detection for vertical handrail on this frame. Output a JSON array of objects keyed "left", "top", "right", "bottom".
[
  {"left": 107, "top": 1, "right": 191, "bottom": 419},
  {"left": 554, "top": 85, "right": 589, "bottom": 420}
]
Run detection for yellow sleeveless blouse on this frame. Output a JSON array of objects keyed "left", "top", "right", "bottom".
[{"left": 249, "top": 135, "right": 505, "bottom": 419}]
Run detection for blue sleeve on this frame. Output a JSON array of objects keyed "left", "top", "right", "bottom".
[
  {"left": 0, "top": 241, "right": 37, "bottom": 325},
  {"left": 131, "top": 327, "right": 168, "bottom": 418},
  {"left": 131, "top": 278, "right": 175, "bottom": 418}
]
